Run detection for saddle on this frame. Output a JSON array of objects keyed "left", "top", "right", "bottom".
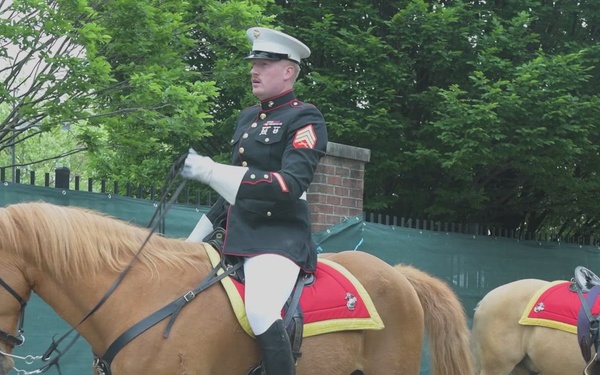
[
  {"left": 203, "top": 227, "right": 312, "bottom": 366},
  {"left": 572, "top": 266, "right": 600, "bottom": 375},
  {"left": 574, "top": 266, "right": 600, "bottom": 293}
]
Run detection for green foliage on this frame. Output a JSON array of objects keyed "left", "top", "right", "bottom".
[
  {"left": 0, "top": 0, "right": 113, "bottom": 163},
  {"left": 185, "top": 0, "right": 276, "bottom": 159},
  {"left": 0, "top": 101, "right": 91, "bottom": 179},
  {"left": 79, "top": 0, "right": 277, "bottom": 185},
  {"left": 269, "top": 0, "right": 600, "bottom": 238},
  {"left": 4, "top": 0, "right": 600, "bottom": 238},
  {"left": 76, "top": 0, "right": 219, "bottom": 185}
]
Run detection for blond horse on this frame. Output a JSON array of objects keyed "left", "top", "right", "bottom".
[
  {"left": 0, "top": 202, "right": 472, "bottom": 375},
  {"left": 471, "top": 278, "right": 590, "bottom": 375}
]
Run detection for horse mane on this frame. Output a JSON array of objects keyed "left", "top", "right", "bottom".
[{"left": 0, "top": 202, "right": 208, "bottom": 280}]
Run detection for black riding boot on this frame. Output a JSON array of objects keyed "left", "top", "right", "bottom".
[{"left": 247, "top": 319, "right": 295, "bottom": 375}]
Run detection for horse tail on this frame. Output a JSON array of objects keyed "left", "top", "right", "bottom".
[{"left": 394, "top": 264, "right": 473, "bottom": 375}]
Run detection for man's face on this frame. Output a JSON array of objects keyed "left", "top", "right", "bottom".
[{"left": 250, "top": 59, "right": 293, "bottom": 100}]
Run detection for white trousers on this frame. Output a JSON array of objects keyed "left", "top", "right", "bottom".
[{"left": 243, "top": 254, "right": 300, "bottom": 335}]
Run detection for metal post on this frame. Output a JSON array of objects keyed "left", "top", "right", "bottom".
[
  {"left": 55, "top": 167, "right": 70, "bottom": 189},
  {"left": 11, "top": 141, "right": 15, "bottom": 183}
]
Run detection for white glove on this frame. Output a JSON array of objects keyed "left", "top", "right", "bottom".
[
  {"left": 181, "top": 148, "right": 215, "bottom": 185},
  {"left": 181, "top": 147, "right": 248, "bottom": 205}
]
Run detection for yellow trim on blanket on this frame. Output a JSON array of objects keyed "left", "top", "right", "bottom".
[
  {"left": 204, "top": 244, "right": 252, "bottom": 335},
  {"left": 203, "top": 244, "right": 384, "bottom": 338},
  {"left": 518, "top": 280, "right": 577, "bottom": 334}
]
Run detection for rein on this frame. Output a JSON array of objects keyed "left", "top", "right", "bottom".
[{"left": 0, "top": 154, "right": 189, "bottom": 374}]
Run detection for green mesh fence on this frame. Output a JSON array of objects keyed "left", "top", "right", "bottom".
[
  {"left": 0, "top": 182, "right": 207, "bottom": 238},
  {"left": 3, "top": 182, "right": 600, "bottom": 374},
  {"left": 314, "top": 216, "right": 600, "bottom": 374},
  {"left": 314, "top": 215, "right": 600, "bottom": 317}
]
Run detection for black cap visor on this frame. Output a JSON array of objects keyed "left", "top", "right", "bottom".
[{"left": 245, "top": 50, "right": 298, "bottom": 63}]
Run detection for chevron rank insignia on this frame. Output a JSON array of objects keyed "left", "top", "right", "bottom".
[{"left": 293, "top": 124, "right": 317, "bottom": 149}]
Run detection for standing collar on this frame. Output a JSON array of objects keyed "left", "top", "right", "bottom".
[{"left": 260, "top": 90, "right": 297, "bottom": 111}]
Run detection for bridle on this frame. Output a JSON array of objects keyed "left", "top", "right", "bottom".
[
  {"left": 0, "top": 277, "right": 26, "bottom": 348},
  {"left": 0, "top": 153, "right": 189, "bottom": 374}
]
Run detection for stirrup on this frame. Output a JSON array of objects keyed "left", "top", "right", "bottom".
[
  {"left": 586, "top": 353, "right": 600, "bottom": 375},
  {"left": 246, "top": 363, "right": 264, "bottom": 375}
]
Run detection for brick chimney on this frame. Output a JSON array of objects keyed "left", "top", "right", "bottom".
[{"left": 307, "top": 142, "right": 371, "bottom": 233}]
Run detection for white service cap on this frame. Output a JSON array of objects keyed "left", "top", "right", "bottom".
[{"left": 245, "top": 27, "right": 310, "bottom": 64}]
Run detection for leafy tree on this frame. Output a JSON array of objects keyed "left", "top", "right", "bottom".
[
  {"left": 269, "top": 0, "right": 600, "bottom": 239},
  {"left": 427, "top": 1, "right": 600, "bottom": 237},
  {"left": 70, "top": 0, "right": 219, "bottom": 186},
  {"left": 0, "top": 0, "right": 113, "bottom": 172},
  {"left": 0, "top": 0, "right": 270, "bottom": 188},
  {"left": 183, "top": 0, "right": 275, "bottom": 161},
  {"left": 0, "top": 101, "right": 90, "bottom": 182},
  {"left": 76, "top": 0, "right": 277, "bottom": 188},
  {"left": 4, "top": 0, "right": 600, "bottom": 240}
]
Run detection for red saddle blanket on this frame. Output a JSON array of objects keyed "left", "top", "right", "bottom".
[
  {"left": 519, "top": 280, "right": 600, "bottom": 333},
  {"left": 203, "top": 244, "right": 384, "bottom": 338}
]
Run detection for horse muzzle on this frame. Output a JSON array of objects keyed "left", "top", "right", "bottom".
[{"left": 0, "top": 345, "right": 15, "bottom": 375}]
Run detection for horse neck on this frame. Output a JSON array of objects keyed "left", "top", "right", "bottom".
[{"left": 27, "top": 252, "right": 212, "bottom": 355}]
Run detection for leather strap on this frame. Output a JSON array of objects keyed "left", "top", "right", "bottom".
[{"left": 95, "top": 261, "right": 242, "bottom": 374}]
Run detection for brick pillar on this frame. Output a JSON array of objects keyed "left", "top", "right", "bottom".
[{"left": 308, "top": 142, "right": 371, "bottom": 233}]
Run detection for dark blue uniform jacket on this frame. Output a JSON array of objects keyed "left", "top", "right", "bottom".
[{"left": 206, "top": 90, "right": 328, "bottom": 272}]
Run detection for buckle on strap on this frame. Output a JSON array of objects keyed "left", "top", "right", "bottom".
[{"left": 183, "top": 291, "right": 196, "bottom": 302}]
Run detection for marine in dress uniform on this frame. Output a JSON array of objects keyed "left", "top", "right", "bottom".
[{"left": 182, "top": 27, "right": 327, "bottom": 375}]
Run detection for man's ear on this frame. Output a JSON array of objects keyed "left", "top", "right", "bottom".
[{"left": 284, "top": 64, "right": 296, "bottom": 80}]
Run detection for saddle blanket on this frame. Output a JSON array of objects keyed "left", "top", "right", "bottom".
[
  {"left": 203, "top": 244, "right": 384, "bottom": 338},
  {"left": 519, "top": 280, "right": 600, "bottom": 333}
]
